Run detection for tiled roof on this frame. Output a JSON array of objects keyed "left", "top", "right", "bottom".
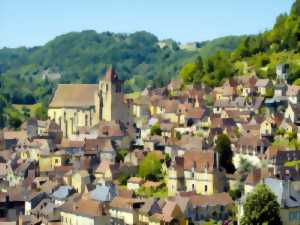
[
  {"left": 49, "top": 84, "right": 98, "bottom": 108},
  {"left": 59, "top": 199, "right": 104, "bottom": 218},
  {"left": 190, "top": 192, "right": 233, "bottom": 206}
]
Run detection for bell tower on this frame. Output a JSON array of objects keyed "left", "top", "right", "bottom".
[{"left": 96, "top": 66, "right": 123, "bottom": 122}]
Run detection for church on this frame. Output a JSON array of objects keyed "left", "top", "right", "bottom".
[{"left": 48, "top": 67, "right": 132, "bottom": 138}]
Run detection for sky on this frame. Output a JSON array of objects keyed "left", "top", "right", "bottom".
[{"left": 0, "top": 0, "right": 295, "bottom": 48}]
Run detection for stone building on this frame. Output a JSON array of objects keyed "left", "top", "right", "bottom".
[{"left": 48, "top": 67, "right": 131, "bottom": 138}]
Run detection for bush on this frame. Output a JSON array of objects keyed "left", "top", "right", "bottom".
[
  {"left": 150, "top": 123, "right": 162, "bottom": 136},
  {"left": 265, "top": 88, "right": 274, "bottom": 98}
]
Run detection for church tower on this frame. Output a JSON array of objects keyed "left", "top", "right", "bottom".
[{"left": 95, "top": 66, "right": 130, "bottom": 123}]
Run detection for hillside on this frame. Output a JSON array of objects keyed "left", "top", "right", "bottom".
[
  {"left": 180, "top": 0, "right": 300, "bottom": 87},
  {"left": 0, "top": 31, "right": 243, "bottom": 105}
]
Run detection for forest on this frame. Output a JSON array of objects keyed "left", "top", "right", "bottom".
[{"left": 180, "top": 0, "right": 300, "bottom": 87}]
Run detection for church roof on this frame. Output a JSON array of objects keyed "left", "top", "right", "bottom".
[{"left": 49, "top": 84, "right": 98, "bottom": 108}]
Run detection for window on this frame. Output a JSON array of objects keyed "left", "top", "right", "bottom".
[{"left": 85, "top": 114, "right": 88, "bottom": 127}]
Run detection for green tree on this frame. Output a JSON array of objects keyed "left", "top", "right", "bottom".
[
  {"left": 33, "top": 103, "right": 48, "bottom": 120},
  {"left": 214, "top": 134, "right": 235, "bottom": 174},
  {"left": 293, "top": 78, "right": 300, "bottom": 86},
  {"left": 116, "top": 148, "right": 129, "bottom": 163},
  {"left": 150, "top": 123, "right": 162, "bottom": 136},
  {"left": 265, "top": 88, "right": 274, "bottom": 98},
  {"left": 241, "top": 184, "right": 282, "bottom": 225},
  {"left": 0, "top": 96, "right": 8, "bottom": 128},
  {"left": 138, "top": 152, "right": 162, "bottom": 181},
  {"left": 179, "top": 63, "right": 197, "bottom": 83}
]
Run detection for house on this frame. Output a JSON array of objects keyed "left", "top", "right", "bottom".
[
  {"left": 84, "top": 138, "right": 116, "bottom": 163},
  {"left": 52, "top": 185, "right": 75, "bottom": 206},
  {"left": 244, "top": 168, "right": 270, "bottom": 194},
  {"left": 127, "top": 177, "right": 145, "bottom": 191},
  {"left": 167, "top": 150, "right": 226, "bottom": 196},
  {"left": 71, "top": 170, "right": 91, "bottom": 194},
  {"left": 24, "top": 192, "right": 47, "bottom": 216},
  {"left": 279, "top": 119, "right": 297, "bottom": 134},
  {"left": 89, "top": 183, "right": 117, "bottom": 203},
  {"left": 269, "top": 151, "right": 300, "bottom": 174},
  {"left": 94, "top": 160, "right": 116, "bottom": 183},
  {"left": 234, "top": 134, "right": 270, "bottom": 158},
  {"left": 3, "top": 130, "right": 27, "bottom": 149},
  {"left": 255, "top": 79, "right": 273, "bottom": 96},
  {"left": 167, "top": 157, "right": 185, "bottom": 196},
  {"left": 260, "top": 117, "right": 275, "bottom": 137},
  {"left": 59, "top": 198, "right": 110, "bottom": 225},
  {"left": 171, "top": 196, "right": 194, "bottom": 221},
  {"left": 138, "top": 198, "right": 162, "bottom": 224},
  {"left": 0, "top": 186, "right": 27, "bottom": 221},
  {"left": 264, "top": 177, "right": 300, "bottom": 225},
  {"left": 287, "top": 85, "right": 300, "bottom": 104},
  {"left": 109, "top": 196, "right": 145, "bottom": 225},
  {"left": 189, "top": 192, "right": 234, "bottom": 222},
  {"left": 148, "top": 200, "right": 187, "bottom": 225},
  {"left": 124, "top": 150, "right": 145, "bottom": 166},
  {"left": 30, "top": 198, "right": 59, "bottom": 224},
  {"left": 239, "top": 75, "right": 257, "bottom": 97},
  {"left": 183, "top": 151, "right": 226, "bottom": 195},
  {"left": 285, "top": 103, "right": 300, "bottom": 125}
]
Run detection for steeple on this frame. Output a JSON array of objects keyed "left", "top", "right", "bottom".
[{"left": 103, "top": 66, "right": 119, "bottom": 83}]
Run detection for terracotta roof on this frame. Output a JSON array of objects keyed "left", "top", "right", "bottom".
[
  {"left": 59, "top": 199, "right": 104, "bottom": 218},
  {"left": 49, "top": 84, "right": 98, "bottom": 108},
  {"left": 128, "top": 177, "right": 144, "bottom": 185},
  {"left": 95, "top": 160, "right": 113, "bottom": 174},
  {"left": 245, "top": 168, "right": 268, "bottom": 186},
  {"left": 60, "top": 139, "right": 84, "bottom": 148},
  {"left": 117, "top": 186, "right": 134, "bottom": 198},
  {"left": 3, "top": 130, "right": 27, "bottom": 140},
  {"left": 287, "top": 85, "right": 300, "bottom": 96},
  {"left": 109, "top": 196, "right": 144, "bottom": 210},
  {"left": 143, "top": 181, "right": 163, "bottom": 189},
  {"left": 255, "top": 79, "right": 271, "bottom": 88},
  {"left": 183, "top": 150, "right": 215, "bottom": 173},
  {"left": 264, "top": 146, "right": 281, "bottom": 160},
  {"left": 190, "top": 192, "right": 233, "bottom": 206},
  {"left": 161, "top": 201, "right": 179, "bottom": 222}
]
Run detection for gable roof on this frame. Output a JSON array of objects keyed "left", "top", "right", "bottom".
[
  {"left": 90, "top": 184, "right": 116, "bottom": 202},
  {"left": 49, "top": 84, "right": 98, "bottom": 108},
  {"left": 59, "top": 198, "right": 104, "bottom": 218},
  {"left": 190, "top": 192, "right": 233, "bottom": 207},
  {"left": 183, "top": 150, "right": 215, "bottom": 173}
]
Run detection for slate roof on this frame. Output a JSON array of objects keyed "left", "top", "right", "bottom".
[
  {"left": 52, "top": 185, "right": 73, "bottom": 200},
  {"left": 90, "top": 184, "right": 117, "bottom": 202}
]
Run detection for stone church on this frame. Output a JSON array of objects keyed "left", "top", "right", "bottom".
[{"left": 48, "top": 67, "right": 131, "bottom": 138}]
